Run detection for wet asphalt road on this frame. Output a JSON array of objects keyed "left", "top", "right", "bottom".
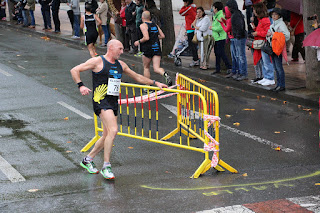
[{"left": 0, "top": 26, "right": 319, "bottom": 212}]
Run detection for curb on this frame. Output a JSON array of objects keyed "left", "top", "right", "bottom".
[{"left": 1, "top": 21, "right": 318, "bottom": 108}]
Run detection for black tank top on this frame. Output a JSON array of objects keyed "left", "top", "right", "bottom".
[
  {"left": 141, "top": 22, "right": 160, "bottom": 53},
  {"left": 84, "top": 13, "right": 97, "bottom": 34},
  {"left": 92, "top": 56, "right": 123, "bottom": 111}
]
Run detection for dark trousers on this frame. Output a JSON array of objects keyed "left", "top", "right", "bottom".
[
  {"left": 187, "top": 31, "right": 199, "bottom": 61},
  {"left": 245, "top": 6, "right": 253, "bottom": 34},
  {"left": 122, "top": 26, "right": 130, "bottom": 50},
  {"left": 67, "top": 10, "right": 74, "bottom": 29},
  {"left": 214, "top": 39, "right": 231, "bottom": 72},
  {"left": 126, "top": 24, "right": 138, "bottom": 51},
  {"left": 292, "top": 33, "right": 305, "bottom": 60},
  {"left": 41, "top": 7, "right": 51, "bottom": 29},
  {"left": 52, "top": 9, "right": 60, "bottom": 31}
]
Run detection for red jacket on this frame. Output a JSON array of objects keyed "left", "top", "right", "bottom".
[
  {"left": 290, "top": 12, "right": 304, "bottom": 35},
  {"left": 179, "top": 4, "right": 197, "bottom": 31},
  {"left": 220, "top": 6, "right": 234, "bottom": 39},
  {"left": 253, "top": 17, "right": 270, "bottom": 65},
  {"left": 120, "top": 6, "right": 126, "bottom": 27}
]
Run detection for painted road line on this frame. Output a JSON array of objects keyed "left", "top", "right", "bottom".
[
  {"left": 17, "top": 65, "right": 25, "bottom": 69},
  {"left": 0, "top": 68, "right": 13, "bottom": 77},
  {"left": 161, "top": 103, "right": 295, "bottom": 153},
  {"left": 198, "top": 205, "right": 254, "bottom": 213},
  {"left": 58, "top": 101, "right": 93, "bottom": 120},
  {"left": 0, "top": 155, "right": 26, "bottom": 183},
  {"left": 288, "top": 195, "right": 320, "bottom": 212}
]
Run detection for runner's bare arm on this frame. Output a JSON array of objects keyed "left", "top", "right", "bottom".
[
  {"left": 157, "top": 25, "right": 165, "bottom": 39},
  {"left": 70, "top": 57, "right": 100, "bottom": 95},
  {"left": 119, "top": 60, "right": 168, "bottom": 89},
  {"left": 134, "top": 23, "right": 149, "bottom": 46}
]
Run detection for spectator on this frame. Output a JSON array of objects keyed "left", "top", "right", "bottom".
[
  {"left": 290, "top": 12, "right": 305, "bottom": 62},
  {"left": 26, "top": 0, "right": 35, "bottom": 28},
  {"left": 70, "top": 0, "right": 80, "bottom": 38},
  {"left": 192, "top": 7, "right": 212, "bottom": 70},
  {"left": 145, "top": 0, "right": 161, "bottom": 28},
  {"left": 226, "top": 0, "right": 248, "bottom": 81},
  {"left": 12, "top": 2, "right": 23, "bottom": 24},
  {"left": 134, "top": 0, "right": 144, "bottom": 55},
  {"left": 39, "top": 0, "right": 52, "bottom": 30},
  {"left": 67, "top": 0, "right": 74, "bottom": 30},
  {"left": 243, "top": 0, "right": 253, "bottom": 34},
  {"left": 85, "top": 0, "right": 98, "bottom": 13},
  {"left": 252, "top": 2, "right": 274, "bottom": 86},
  {"left": 125, "top": 0, "right": 138, "bottom": 54},
  {"left": 179, "top": 0, "right": 199, "bottom": 67},
  {"left": 96, "top": 0, "right": 109, "bottom": 46},
  {"left": 21, "top": 0, "right": 29, "bottom": 27},
  {"left": 80, "top": 3, "right": 102, "bottom": 57},
  {"left": 210, "top": 1, "right": 232, "bottom": 75},
  {"left": 120, "top": 0, "right": 129, "bottom": 51},
  {"left": 0, "top": 0, "right": 6, "bottom": 20},
  {"left": 51, "top": 0, "right": 60, "bottom": 33},
  {"left": 267, "top": 8, "right": 290, "bottom": 92}
]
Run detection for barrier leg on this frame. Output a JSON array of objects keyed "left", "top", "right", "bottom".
[
  {"left": 191, "top": 158, "right": 211, "bottom": 179},
  {"left": 219, "top": 159, "right": 239, "bottom": 173},
  {"left": 81, "top": 135, "right": 101, "bottom": 152}
]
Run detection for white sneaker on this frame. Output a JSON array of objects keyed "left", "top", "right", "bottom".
[
  {"left": 71, "top": 35, "right": 80, "bottom": 39},
  {"left": 100, "top": 165, "right": 115, "bottom": 180},
  {"left": 261, "top": 79, "right": 275, "bottom": 86},
  {"left": 257, "top": 78, "right": 267, "bottom": 85}
]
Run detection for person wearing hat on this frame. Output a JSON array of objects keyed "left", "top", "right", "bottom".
[{"left": 267, "top": 8, "right": 290, "bottom": 92}]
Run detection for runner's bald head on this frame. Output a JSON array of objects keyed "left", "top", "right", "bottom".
[
  {"left": 107, "top": 39, "right": 123, "bottom": 50},
  {"left": 142, "top": 11, "right": 151, "bottom": 21}
]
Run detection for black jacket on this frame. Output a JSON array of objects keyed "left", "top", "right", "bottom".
[
  {"left": 226, "top": 0, "right": 247, "bottom": 39},
  {"left": 51, "top": 0, "right": 60, "bottom": 11},
  {"left": 39, "top": 0, "right": 52, "bottom": 10},
  {"left": 125, "top": 1, "right": 136, "bottom": 26}
]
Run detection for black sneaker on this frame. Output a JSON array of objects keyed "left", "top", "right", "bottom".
[{"left": 163, "top": 72, "right": 173, "bottom": 86}]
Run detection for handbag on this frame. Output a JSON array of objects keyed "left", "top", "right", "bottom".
[
  {"left": 253, "top": 40, "right": 265, "bottom": 49},
  {"left": 261, "top": 40, "right": 273, "bottom": 55},
  {"left": 192, "top": 33, "right": 198, "bottom": 44},
  {"left": 24, "top": 4, "right": 30, "bottom": 10},
  {"left": 246, "top": 38, "right": 254, "bottom": 49}
]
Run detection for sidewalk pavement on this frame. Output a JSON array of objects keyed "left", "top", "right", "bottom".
[{"left": 1, "top": 3, "right": 319, "bottom": 108}]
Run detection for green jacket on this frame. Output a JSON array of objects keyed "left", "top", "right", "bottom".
[
  {"left": 211, "top": 10, "right": 227, "bottom": 41},
  {"left": 26, "top": 0, "right": 35, "bottom": 11}
]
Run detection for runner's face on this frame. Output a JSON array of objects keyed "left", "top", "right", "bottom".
[{"left": 113, "top": 44, "right": 124, "bottom": 60}]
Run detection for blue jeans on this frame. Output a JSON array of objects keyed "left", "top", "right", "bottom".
[
  {"left": 21, "top": 9, "right": 29, "bottom": 26},
  {"left": 230, "top": 39, "right": 238, "bottom": 74},
  {"left": 234, "top": 38, "right": 248, "bottom": 76},
  {"left": 271, "top": 54, "right": 285, "bottom": 87},
  {"left": 101, "top": 25, "right": 110, "bottom": 44},
  {"left": 261, "top": 50, "right": 274, "bottom": 80},
  {"left": 29, "top": 10, "right": 35, "bottom": 26},
  {"left": 73, "top": 15, "right": 80, "bottom": 37}
]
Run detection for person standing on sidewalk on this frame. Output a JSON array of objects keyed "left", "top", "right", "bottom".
[
  {"left": 252, "top": 2, "right": 274, "bottom": 86},
  {"left": 70, "top": 0, "right": 80, "bottom": 38},
  {"left": 134, "top": 11, "right": 172, "bottom": 87},
  {"left": 267, "top": 8, "right": 290, "bottom": 92},
  {"left": 39, "top": 0, "right": 52, "bottom": 30},
  {"left": 81, "top": 4, "right": 101, "bottom": 57},
  {"left": 179, "top": 0, "right": 199, "bottom": 67},
  {"left": 26, "top": 0, "right": 35, "bottom": 28},
  {"left": 290, "top": 12, "right": 305, "bottom": 62},
  {"left": 125, "top": 0, "right": 138, "bottom": 54},
  {"left": 96, "top": 0, "right": 109, "bottom": 47},
  {"left": 210, "top": 1, "right": 232, "bottom": 75},
  {"left": 120, "top": 0, "right": 129, "bottom": 51},
  {"left": 226, "top": 0, "right": 248, "bottom": 81},
  {"left": 51, "top": 0, "right": 60, "bottom": 33},
  {"left": 70, "top": 39, "right": 168, "bottom": 179}
]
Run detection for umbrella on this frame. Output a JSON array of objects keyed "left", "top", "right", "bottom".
[
  {"left": 303, "top": 28, "right": 320, "bottom": 47},
  {"left": 277, "top": 0, "right": 303, "bottom": 15}
]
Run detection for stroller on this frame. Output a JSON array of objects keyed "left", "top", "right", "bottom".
[{"left": 168, "top": 23, "right": 193, "bottom": 66}]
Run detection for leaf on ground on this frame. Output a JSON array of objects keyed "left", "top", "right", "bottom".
[
  {"left": 274, "top": 131, "right": 281, "bottom": 134},
  {"left": 271, "top": 98, "right": 277, "bottom": 101},
  {"left": 315, "top": 183, "right": 320, "bottom": 186},
  {"left": 67, "top": 141, "right": 72, "bottom": 143},
  {"left": 261, "top": 95, "right": 266, "bottom": 98},
  {"left": 257, "top": 96, "right": 260, "bottom": 100},
  {"left": 309, "top": 112, "right": 312, "bottom": 115},
  {"left": 66, "top": 150, "right": 72, "bottom": 153},
  {"left": 275, "top": 146, "right": 281, "bottom": 151},
  {"left": 303, "top": 108, "right": 312, "bottom": 112},
  {"left": 283, "top": 101, "right": 287, "bottom": 104},
  {"left": 64, "top": 117, "right": 69, "bottom": 120},
  {"left": 16, "top": 55, "right": 21, "bottom": 57},
  {"left": 225, "top": 86, "right": 230, "bottom": 89},
  {"left": 53, "top": 88, "right": 58, "bottom": 90},
  {"left": 28, "top": 189, "right": 39, "bottom": 192},
  {"left": 128, "top": 147, "right": 134, "bottom": 149},
  {"left": 225, "top": 114, "right": 232, "bottom": 118},
  {"left": 198, "top": 78, "right": 207, "bottom": 83},
  {"left": 233, "top": 122, "right": 240, "bottom": 126},
  {"left": 242, "top": 173, "right": 248, "bottom": 177},
  {"left": 131, "top": 64, "right": 135, "bottom": 66},
  {"left": 243, "top": 108, "right": 255, "bottom": 111},
  {"left": 298, "top": 105, "right": 302, "bottom": 108}
]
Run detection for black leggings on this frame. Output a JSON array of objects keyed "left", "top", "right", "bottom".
[{"left": 187, "top": 32, "right": 199, "bottom": 61}]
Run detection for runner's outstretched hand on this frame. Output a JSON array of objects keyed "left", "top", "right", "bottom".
[{"left": 79, "top": 86, "right": 92, "bottom": 96}]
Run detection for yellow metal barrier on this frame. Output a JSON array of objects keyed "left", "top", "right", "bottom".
[{"left": 81, "top": 73, "right": 238, "bottom": 178}]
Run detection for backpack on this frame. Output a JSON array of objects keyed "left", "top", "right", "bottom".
[{"left": 272, "top": 32, "right": 286, "bottom": 56}]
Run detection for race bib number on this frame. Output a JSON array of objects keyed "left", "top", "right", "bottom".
[{"left": 107, "top": 78, "right": 121, "bottom": 96}]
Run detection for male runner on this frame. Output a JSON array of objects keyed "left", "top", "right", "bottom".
[
  {"left": 134, "top": 11, "right": 172, "bottom": 87},
  {"left": 70, "top": 39, "right": 167, "bottom": 179}
]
